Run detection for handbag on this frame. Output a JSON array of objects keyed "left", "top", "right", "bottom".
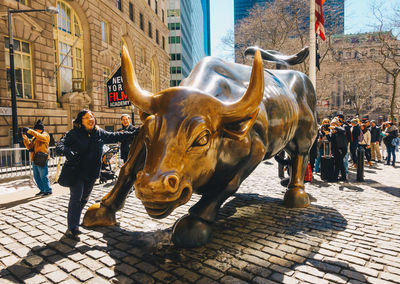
[
  {"left": 58, "top": 161, "right": 79, "bottom": 187},
  {"left": 33, "top": 152, "right": 49, "bottom": 167}
]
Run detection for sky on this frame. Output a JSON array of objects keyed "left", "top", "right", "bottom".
[{"left": 210, "top": 0, "right": 397, "bottom": 61}]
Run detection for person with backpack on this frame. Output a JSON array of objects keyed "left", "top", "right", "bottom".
[{"left": 327, "top": 118, "right": 348, "bottom": 181}]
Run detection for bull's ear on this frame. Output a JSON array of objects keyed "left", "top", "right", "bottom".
[
  {"left": 222, "top": 109, "right": 259, "bottom": 140},
  {"left": 139, "top": 110, "right": 150, "bottom": 122}
]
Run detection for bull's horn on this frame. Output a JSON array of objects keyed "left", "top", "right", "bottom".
[
  {"left": 221, "top": 48, "right": 264, "bottom": 122},
  {"left": 121, "top": 46, "right": 155, "bottom": 113}
]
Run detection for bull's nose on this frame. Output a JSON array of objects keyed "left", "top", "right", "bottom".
[{"left": 163, "top": 173, "right": 180, "bottom": 193}]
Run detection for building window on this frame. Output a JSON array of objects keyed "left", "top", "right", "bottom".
[
  {"left": 170, "top": 66, "right": 181, "bottom": 74},
  {"left": 162, "top": 10, "right": 164, "bottom": 22},
  {"left": 168, "top": 36, "right": 180, "bottom": 44},
  {"left": 171, "top": 53, "right": 181, "bottom": 60},
  {"left": 54, "top": 1, "right": 85, "bottom": 96},
  {"left": 155, "top": 1, "right": 158, "bottom": 14},
  {"left": 101, "top": 20, "right": 109, "bottom": 43},
  {"left": 129, "top": 2, "right": 134, "bottom": 22},
  {"left": 148, "top": 22, "right": 152, "bottom": 38},
  {"left": 15, "top": 0, "right": 28, "bottom": 4},
  {"left": 140, "top": 13, "right": 144, "bottom": 31},
  {"left": 4, "top": 37, "right": 33, "bottom": 99},
  {"left": 156, "top": 30, "right": 159, "bottom": 44},
  {"left": 116, "top": 0, "right": 122, "bottom": 11},
  {"left": 103, "top": 67, "right": 110, "bottom": 106},
  {"left": 168, "top": 23, "right": 180, "bottom": 30},
  {"left": 162, "top": 36, "right": 165, "bottom": 50}
]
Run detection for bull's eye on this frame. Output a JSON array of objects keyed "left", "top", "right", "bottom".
[{"left": 192, "top": 131, "right": 210, "bottom": 147}]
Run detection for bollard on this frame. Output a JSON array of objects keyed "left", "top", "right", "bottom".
[{"left": 356, "top": 147, "right": 364, "bottom": 182}]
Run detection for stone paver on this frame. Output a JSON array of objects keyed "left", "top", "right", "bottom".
[{"left": 0, "top": 160, "right": 399, "bottom": 283}]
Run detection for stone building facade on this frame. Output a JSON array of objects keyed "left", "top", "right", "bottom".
[
  {"left": 0, "top": 0, "right": 170, "bottom": 147},
  {"left": 316, "top": 32, "right": 400, "bottom": 122}
]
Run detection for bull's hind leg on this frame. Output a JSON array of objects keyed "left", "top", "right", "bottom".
[
  {"left": 82, "top": 130, "right": 145, "bottom": 227},
  {"left": 283, "top": 153, "right": 310, "bottom": 208}
]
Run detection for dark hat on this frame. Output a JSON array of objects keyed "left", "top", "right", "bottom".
[{"left": 33, "top": 120, "right": 44, "bottom": 131}]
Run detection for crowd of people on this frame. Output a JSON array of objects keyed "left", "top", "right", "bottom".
[{"left": 310, "top": 114, "right": 399, "bottom": 182}]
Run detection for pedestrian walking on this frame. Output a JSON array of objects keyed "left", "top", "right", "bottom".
[
  {"left": 56, "top": 109, "right": 138, "bottom": 239},
  {"left": 118, "top": 114, "right": 137, "bottom": 163},
  {"left": 22, "top": 120, "right": 52, "bottom": 196}
]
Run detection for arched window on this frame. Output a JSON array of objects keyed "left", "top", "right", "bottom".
[{"left": 53, "top": 1, "right": 84, "bottom": 96}]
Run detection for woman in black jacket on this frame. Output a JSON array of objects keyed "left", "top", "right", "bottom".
[{"left": 56, "top": 109, "right": 138, "bottom": 238}]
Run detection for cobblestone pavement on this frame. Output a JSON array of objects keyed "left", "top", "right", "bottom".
[{"left": 0, "top": 160, "right": 399, "bottom": 283}]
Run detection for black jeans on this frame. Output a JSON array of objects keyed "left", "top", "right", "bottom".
[
  {"left": 68, "top": 178, "right": 96, "bottom": 231},
  {"left": 359, "top": 145, "right": 371, "bottom": 162},
  {"left": 334, "top": 148, "right": 347, "bottom": 179},
  {"left": 349, "top": 143, "right": 358, "bottom": 164}
]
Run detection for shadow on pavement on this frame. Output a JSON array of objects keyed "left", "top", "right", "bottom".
[
  {"left": 2, "top": 193, "right": 367, "bottom": 283},
  {"left": 0, "top": 196, "right": 45, "bottom": 210},
  {"left": 365, "top": 178, "right": 400, "bottom": 198}
]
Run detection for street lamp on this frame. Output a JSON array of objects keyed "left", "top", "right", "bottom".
[{"left": 8, "top": 6, "right": 58, "bottom": 146}]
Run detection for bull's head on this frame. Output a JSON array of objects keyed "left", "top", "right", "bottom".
[{"left": 121, "top": 46, "right": 264, "bottom": 219}]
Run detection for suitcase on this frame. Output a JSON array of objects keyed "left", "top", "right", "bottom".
[{"left": 320, "top": 141, "right": 336, "bottom": 181}]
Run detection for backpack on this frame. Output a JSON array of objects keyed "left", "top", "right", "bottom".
[
  {"left": 358, "top": 130, "right": 364, "bottom": 143},
  {"left": 336, "top": 131, "right": 348, "bottom": 149}
]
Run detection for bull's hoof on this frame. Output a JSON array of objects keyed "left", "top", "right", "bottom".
[
  {"left": 283, "top": 188, "right": 310, "bottom": 208},
  {"left": 82, "top": 203, "right": 116, "bottom": 227},
  {"left": 171, "top": 214, "right": 213, "bottom": 248}
]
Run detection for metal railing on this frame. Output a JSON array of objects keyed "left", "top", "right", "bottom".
[{"left": 0, "top": 144, "right": 122, "bottom": 184}]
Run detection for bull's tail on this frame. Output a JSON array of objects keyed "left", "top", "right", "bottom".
[{"left": 245, "top": 46, "right": 309, "bottom": 69}]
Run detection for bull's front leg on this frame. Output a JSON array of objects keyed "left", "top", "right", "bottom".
[
  {"left": 171, "top": 175, "right": 242, "bottom": 248},
  {"left": 283, "top": 153, "right": 310, "bottom": 208},
  {"left": 172, "top": 140, "right": 266, "bottom": 248},
  {"left": 82, "top": 130, "right": 145, "bottom": 227}
]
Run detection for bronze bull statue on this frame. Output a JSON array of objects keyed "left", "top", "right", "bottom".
[{"left": 83, "top": 46, "right": 318, "bottom": 248}]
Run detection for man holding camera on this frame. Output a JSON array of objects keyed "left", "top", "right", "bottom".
[{"left": 22, "top": 120, "right": 52, "bottom": 196}]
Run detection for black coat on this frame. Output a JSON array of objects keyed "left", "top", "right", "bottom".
[
  {"left": 328, "top": 126, "right": 348, "bottom": 151},
  {"left": 117, "top": 124, "right": 137, "bottom": 161},
  {"left": 350, "top": 125, "right": 361, "bottom": 145},
  {"left": 56, "top": 126, "right": 137, "bottom": 181},
  {"left": 370, "top": 126, "right": 381, "bottom": 143}
]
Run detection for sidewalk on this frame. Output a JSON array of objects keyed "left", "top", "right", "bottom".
[
  {"left": 0, "top": 179, "right": 68, "bottom": 210},
  {"left": 0, "top": 160, "right": 399, "bottom": 283}
]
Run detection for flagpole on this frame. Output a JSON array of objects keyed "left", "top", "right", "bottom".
[{"left": 309, "top": 0, "right": 316, "bottom": 89}]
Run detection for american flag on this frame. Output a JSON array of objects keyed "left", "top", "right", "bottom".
[{"left": 315, "top": 0, "right": 326, "bottom": 40}]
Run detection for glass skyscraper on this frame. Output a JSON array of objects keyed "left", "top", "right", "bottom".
[{"left": 168, "top": 0, "right": 210, "bottom": 87}]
